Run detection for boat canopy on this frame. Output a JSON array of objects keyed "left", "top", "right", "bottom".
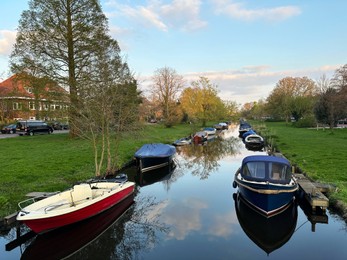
[
  {"left": 240, "top": 155, "right": 292, "bottom": 184},
  {"left": 134, "top": 143, "right": 176, "bottom": 158}
]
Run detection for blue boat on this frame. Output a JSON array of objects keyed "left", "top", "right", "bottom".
[
  {"left": 233, "top": 155, "right": 298, "bottom": 217},
  {"left": 239, "top": 122, "right": 252, "bottom": 137},
  {"left": 242, "top": 129, "right": 256, "bottom": 139},
  {"left": 134, "top": 143, "right": 176, "bottom": 173}
]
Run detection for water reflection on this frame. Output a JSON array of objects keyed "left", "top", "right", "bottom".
[
  {"left": 234, "top": 192, "right": 298, "bottom": 255},
  {"left": 135, "top": 164, "right": 175, "bottom": 188},
  {"left": 175, "top": 133, "right": 243, "bottom": 179}
]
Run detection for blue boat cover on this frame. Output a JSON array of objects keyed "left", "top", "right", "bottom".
[
  {"left": 242, "top": 155, "right": 290, "bottom": 166},
  {"left": 134, "top": 143, "right": 176, "bottom": 158},
  {"left": 242, "top": 129, "right": 256, "bottom": 138}
]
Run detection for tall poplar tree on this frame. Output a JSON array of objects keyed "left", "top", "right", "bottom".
[{"left": 10, "top": 0, "right": 111, "bottom": 136}]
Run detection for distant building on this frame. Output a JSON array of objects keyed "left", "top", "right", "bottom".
[{"left": 0, "top": 74, "right": 69, "bottom": 122}]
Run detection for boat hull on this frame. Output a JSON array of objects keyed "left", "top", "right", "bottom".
[
  {"left": 235, "top": 177, "right": 297, "bottom": 217},
  {"left": 135, "top": 155, "right": 175, "bottom": 173},
  {"left": 17, "top": 183, "right": 135, "bottom": 234},
  {"left": 21, "top": 194, "right": 134, "bottom": 259},
  {"left": 134, "top": 143, "right": 176, "bottom": 173}
]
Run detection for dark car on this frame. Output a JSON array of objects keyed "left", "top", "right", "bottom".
[
  {"left": 1, "top": 124, "right": 17, "bottom": 134},
  {"left": 16, "top": 120, "right": 54, "bottom": 136}
]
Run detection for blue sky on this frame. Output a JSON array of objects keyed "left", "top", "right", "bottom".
[{"left": 1, "top": 0, "right": 346, "bottom": 105}]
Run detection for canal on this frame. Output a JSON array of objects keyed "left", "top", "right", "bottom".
[{"left": 1, "top": 125, "right": 347, "bottom": 259}]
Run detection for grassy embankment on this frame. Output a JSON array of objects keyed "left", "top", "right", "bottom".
[
  {"left": 0, "top": 123, "right": 198, "bottom": 218},
  {"left": 253, "top": 121, "right": 347, "bottom": 210}
]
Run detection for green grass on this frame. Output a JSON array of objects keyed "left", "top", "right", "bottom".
[
  {"left": 254, "top": 121, "right": 347, "bottom": 205},
  {"left": 0, "top": 123, "right": 197, "bottom": 218}
]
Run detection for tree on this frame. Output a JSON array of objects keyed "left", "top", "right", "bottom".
[
  {"left": 266, "top": 77, "right": 318, "bottom": 122},
  {"left": 314, "top": 87, "right": 341, "bottom": 128},
  {"left": 72, "top": 38, "right": 140, "bottom": 176},
  {"left": 151, "top": 67, "right": 185, "bottom": 127},
  {"left": 180, "top": 76, "right": 226, "bottom": 126},
  {"left": 10, "top": 0, "right": 112, "bottom": 137},
  {"left": 330, "top": 64, "right": 347, "bottom": 118}
]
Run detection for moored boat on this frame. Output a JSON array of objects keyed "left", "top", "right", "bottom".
[
  {"left": 233, "top": 155, "right": 298, "bottom": 217},
  {"left": 21, "top": 193, "right": 134, "bottom": 259},
  {"left": 239, "top": 122, "right": 252, "bottom": 137},
  {"left": 172, "top": 137, "right": 191, "bottom": 146},
  {"left": 244, "top": 134, "right": 265, "bottom": 150},
  {"left": 203, "top": 127, "right": 217, "bottom": 135},
  {"left": 16, "top": 177, "right": 135, "bottom": 234},
  {"left": 134, "top": 143, "right": 176, "bottom": 173},
  {"left": 192, "top": 131, "right": 208, "bottom": 144}
]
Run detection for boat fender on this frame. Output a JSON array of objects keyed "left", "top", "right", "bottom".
[{"left": 232, "top": 181, "right": 237, "bottom": 188}]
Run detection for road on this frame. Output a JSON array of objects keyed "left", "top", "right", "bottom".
[{"left": 0, "top": 130, "right": 69, "bottom": 139}]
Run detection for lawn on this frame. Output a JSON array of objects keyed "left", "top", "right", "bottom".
[{"left": 254, "top": 121, "right": 347, "bottom": 206}]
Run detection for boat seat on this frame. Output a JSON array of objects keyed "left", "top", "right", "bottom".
[
  {"left": 272, "top": 172, "right": 280, "bottom": 180},
  {"left": 71, "top": 184, "right": 93, "bottom": 205}
]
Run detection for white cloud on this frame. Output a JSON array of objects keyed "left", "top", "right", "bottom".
[
  {"left": 212, "top": 0, "right": 301, "bottom": 22},
  {"left": 0, "top": 30, "right": 16, "bottom": 57},
  {"left": 105, "top": 0, "right": 207, "bottom": 32}
]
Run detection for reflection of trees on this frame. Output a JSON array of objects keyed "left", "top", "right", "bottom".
[
  {"left": 175, "top": 135, "right": 242, "bottom": 179},
  {"left": 68, "top": 193, "right": 169, "bottom": 260}
]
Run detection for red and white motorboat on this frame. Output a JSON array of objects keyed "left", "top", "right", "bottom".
[{"left": 16, "top": 177, "right": 135, "bottom": 234}]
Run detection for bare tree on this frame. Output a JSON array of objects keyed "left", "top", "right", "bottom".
[{"left": 151, "top": 67, "right": 184, "bottom": 127}]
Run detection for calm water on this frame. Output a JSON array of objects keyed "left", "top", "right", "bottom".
[{"left": 2, "top": 125, "right": 347, "bottom": 260}]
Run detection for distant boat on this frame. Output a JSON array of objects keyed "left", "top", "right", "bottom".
[
  {"left": 239, "top": 122, "right": 252, "bottom": 137},
  {"left": 192, "top": 131, "right": 208, "bottom": 144},
  {"left": 242, "top": 129, "right": 256, "bottom": 139},
  {"left": 203, "top": 127, "right": 217, "bottom": 135},
  {"left": 234, "top": 192, "right": 297, "bottom": 254},
  {"left": 16, "top": 176, "right": 135, "bottom": 234},
  {"left": 244, "top": 134, "right": 265, "bottom": 151},
  {"left": 233, "top": 155, "right": 298, "bottom": 217},
  {"left": 134, "top": 143, "right": 176, "bottom": 173},
  {"left": 172, "top": 137, "right": 191, "bottom": 146}
]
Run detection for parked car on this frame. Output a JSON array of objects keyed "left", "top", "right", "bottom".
[
  {"left": 49, "top": 121, "right": 63, "bottom": 130},
  {"left": 16, "top": 120, "right": 54, "bottom": 136},
  {"left": 1, "top": 124, "right": 17, "bottom": 134}
]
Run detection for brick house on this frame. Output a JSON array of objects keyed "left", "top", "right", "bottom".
[{"left": 0, "top": 74, "right": 69, "bottom": 122}]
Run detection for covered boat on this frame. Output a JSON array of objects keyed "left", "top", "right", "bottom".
[
  {"left": 233, "top": 155, "right": 298, "bottom": 217},
  {"left": 16, "top": 177, "right": 135, "bottom": 234},
  {"left": 134, "top": 143, "right": 176, "bottom": 173},
  {"left": 239, "top": 122, "right": 252, "bottom": 137}
]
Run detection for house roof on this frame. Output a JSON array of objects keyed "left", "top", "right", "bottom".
[{"left": 0, "top": 74, "right": 68, "bottom": 100}]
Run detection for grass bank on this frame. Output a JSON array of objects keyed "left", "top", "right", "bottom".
[
  {"left": 254, "top": 121, "right": 347, "bottom": 211},
  {"left": 0, "top": 123, "right": 197, "bottom": 218}
]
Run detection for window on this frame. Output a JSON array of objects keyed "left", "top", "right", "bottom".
[
  {"left": 270, "top": 163, "right": 291, "bottom": 183},
  {"left": 13, "top": 102, "right": 22, "bottom": 110},
  {"left": 24, "top": 86, "right": 33, "bottom": 94},
  {"left": 29, "top": 101, "right": 35, "bottom": 110},
  {"left": 243, "top": 162, "right": 266, "bottom": 179}
]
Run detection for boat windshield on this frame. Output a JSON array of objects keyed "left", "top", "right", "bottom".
[
  {"left": 269, "top": 162, "right": 292, "bottom": 183},
  {"left": 242, "top": 162, "right": 266, "bottom": 179},
  {"left": 241, "top": 161, "right": 292, "bottom": 183}
]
